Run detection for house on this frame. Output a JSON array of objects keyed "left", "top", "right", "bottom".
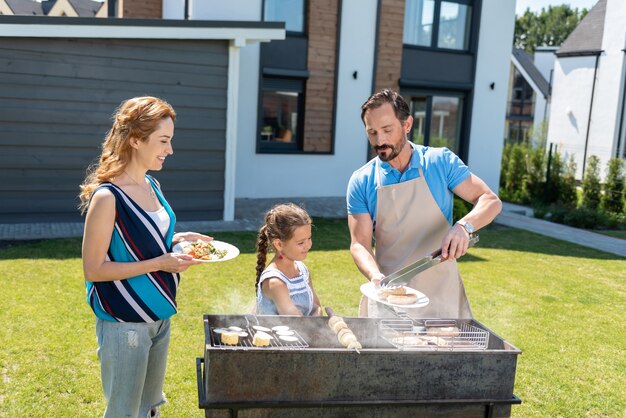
[
  {"left": 505, "top": 46, "right": 556, "bottom": 144},
  {"left": 0, "top": 0, "right": 105, "bottom": 17},
  {"left": 546, "top": 0, "right": 626, "bottom": 179},
  {"left": 0, "top": 0, "right": 516, "bottom": 224}
]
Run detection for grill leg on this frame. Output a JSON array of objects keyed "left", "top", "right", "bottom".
[{"left": 485, "top": 402, "right": 494, "bottom": 418}]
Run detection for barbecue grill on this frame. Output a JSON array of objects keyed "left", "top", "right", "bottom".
[{"left": 197, "top": 312, "right": 521, "bottom": 417}]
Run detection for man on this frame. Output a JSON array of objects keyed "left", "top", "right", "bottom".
[{"left": 347, "top": 89, "right": 502, "bottom": 318}]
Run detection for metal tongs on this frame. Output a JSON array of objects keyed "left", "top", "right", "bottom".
[{"left": 379, "top": 234, "right": 479, "bottom": 288}]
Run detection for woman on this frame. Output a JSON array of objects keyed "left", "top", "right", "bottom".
[{"left": 79, "top": 96, "right": 210, "bottom": 417}]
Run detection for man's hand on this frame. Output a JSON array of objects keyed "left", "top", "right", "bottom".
[{"left": 440, "top": 223, "right": 470, "bottom": 260}]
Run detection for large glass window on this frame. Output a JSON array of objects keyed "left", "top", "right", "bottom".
[
  {"left": 404, "top": 0, "right": 472, "bottom": 51},
  {"left": 403, "top": 0, "right": 435, "bottom": 47},
  {"left": 259, "top": 77, "right": 305, "bottom": 153},
  {"left": 264, "top": 0, "right": 305, "bottom": 33},
  {"left": 438, "top": 2, "right": 471, "bottom": 50},
  {"left": 404, "top": 94, "right": 463, "bottom": 154}
]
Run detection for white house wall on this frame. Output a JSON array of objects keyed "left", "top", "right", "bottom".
[
  {"left": 587, "top": 0, "right": 626, "bottom": 172},
  {"left": 468, "top": 0, "right": 516, "bottom": 192},
  {"left": 547, "top": 56, "right": 596, "bottom": 177},
  {"left": 233, "top": 0, "right": 378, "bottom": 199}
]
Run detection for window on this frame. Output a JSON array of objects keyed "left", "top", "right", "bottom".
[
  {"left": 404, "top": 0, "right": 472, "bottom": 51},
  {"left": 258, "top": 77, "right": 305, "bottom": 153},
  {"left": 404, "top": 94, "right": 463, "bottom": 154},
  {"left": 264, "top": 0, "right": 305, "bottom": 33},
  {"left": 403, "top": 0, "right": 435, "bottom": 47}
]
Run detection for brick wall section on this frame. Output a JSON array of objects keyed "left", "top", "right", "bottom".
[
  {"left": 374, "top": 0, "right": 405, "bottom": 92},
  {"left": 303, "top": 0, "right": 338, "bottom": 153},
  {"left": 119, "top": 0, "right": 161, "bottom": 18}
]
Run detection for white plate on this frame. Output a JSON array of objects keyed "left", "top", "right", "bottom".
[
  {"left": 172, "top": 240, "right": 240, "bottom": 263},
  {"left": 360, "top": 282, "right": 429, "bottom": 309}
]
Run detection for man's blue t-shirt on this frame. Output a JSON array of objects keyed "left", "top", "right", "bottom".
[{"left": 346, "top": 144, "right": 471, "bottom": 225}]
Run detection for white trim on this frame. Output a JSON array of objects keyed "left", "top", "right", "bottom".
[
  {"left": 223, "top": 42, "right": 240, "bottom": 221},
  {"left": 0, "top": 24, "right": 285, "bottom": 43}
]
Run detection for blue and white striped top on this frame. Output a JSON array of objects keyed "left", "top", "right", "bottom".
[
  {"left": 85, "top": 176, "right": 179, "bottom": 323},
  {"left": 256, "top": 261, "right": 315, "bottom": 316}
]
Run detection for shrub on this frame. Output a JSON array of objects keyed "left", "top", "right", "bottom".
[
  {"left": 581, "top": 155, "right": 601, "bottom": 210},
  {"left": 601, "top": 158, "right": 625, "bottom": 214},
  {"left": 559, "top": 154, "right": 578, "bottom": 207},
  {"left": 500, "top": 143, "right": 513, "bottom": 189},
  {"left": 522, "top": 146, "right": 545, "bottom": 203},
  {"left": 505, "top": 144, "right": 527, "bottom": 202},
  {"left": 453, "top": 195, "right": 472, "bottom": 223},
  {"left": 545, "top": 150, "right": 564, "bottom": 204}
]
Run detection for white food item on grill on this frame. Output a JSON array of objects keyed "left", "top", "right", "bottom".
[
  {"left": 271, "top": 325, "right": 290, "bottom": 332},
  {"left": 221, "top": 331, "right": 239, "bottom": 345},
  {"left": 387, "top": 294, "right": 418, "bottom": 305},
  {"left": 228, "top": 326, "right": 244, "bottom": 332},
  {"left": 237, "top": 331, "right": 249, "bottom": 338},
  {"left": 275, "top": 330, "right": 295, "bottom": 336},
  {"left": 426, "top": 326, "right": 460, "bottom": 337},
  {"left": 253, "top": 331, "right": 272, "bottom": 347},
  {"left": 278, "top": 335, "right": 298, "bottom": 342},
  {"left": 347, "top": 340, "right": 362, "bottom": 350},
  {"left": 212, "top": 328, "right": 226, "bottom": 334},
  {"left": 337, "top": 328, "right": 358, "bottom": 347},
  {"left": 252, "top": 325, "right": 271, "bottom": 332}
]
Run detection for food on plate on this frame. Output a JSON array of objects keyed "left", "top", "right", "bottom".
[
  {"left": 252, "top": 331, "right": 272, "bottom": 347},
  {"left": 221, "top": 331, "right": 239, "bottom": 345},
  {"left": 182, "top": 239, "right": 227, "bottom": 261},
  {"left": 387, "top": 293, "right": 418, "bottom": 305},
  {"left": 331, "top": 320, "right": 348, "bottom": 333},
  {"left": 376, "top": 285, "right": 408, "bottom": 299}
]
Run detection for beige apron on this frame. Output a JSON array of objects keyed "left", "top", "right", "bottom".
[{"left": 358, "top": 159, "right": 473, "bottom": 319}]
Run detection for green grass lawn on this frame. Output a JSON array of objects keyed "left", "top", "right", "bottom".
[
  {"left": 0, "top": 219, "right": 624, "bottom": 417},
  {"left": 593, "top": 229, "right": 626, "bottom": 240}
]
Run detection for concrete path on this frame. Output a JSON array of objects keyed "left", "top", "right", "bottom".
[{"left": 0, "top": 198, "right": 623, "bottom": 258}]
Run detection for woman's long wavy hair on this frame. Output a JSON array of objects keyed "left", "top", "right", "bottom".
[
  {"left": 255, "top": 203, "right": 312, "bottom": 292},
  {"left": 78, "top": 96, "right": 176, "bottom": 214}
]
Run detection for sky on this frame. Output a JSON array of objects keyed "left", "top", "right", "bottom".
[{"left": 515, "top": 0, "right": 599, "bottom": 16}]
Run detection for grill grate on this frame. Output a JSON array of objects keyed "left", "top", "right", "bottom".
[
  {"left": 380, "top": 319, "right": 489, "bottom": 351},
  {"left": 210, "top": 326, "right": 309, "bottom": 350}
]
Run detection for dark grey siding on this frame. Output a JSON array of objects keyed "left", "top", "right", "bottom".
[{"left": 0, "top": 37, "right": 228, "bottom": 223}]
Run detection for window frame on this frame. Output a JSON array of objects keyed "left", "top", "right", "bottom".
[
  {"left": 257, "top": 76, "right": 307, "bottom": 154},
  {"left": 403, "top": 91, "right": 465, "bottom": 155},
  {"left": 403, "top": 0, "right": 473, "bottom": 53},
  {"left": 262, "top": 0, "right": 308, "bottom": 35}
]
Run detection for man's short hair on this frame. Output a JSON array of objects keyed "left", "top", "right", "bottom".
[{"left": 360, "top": 89, "right": 410, "bottom": 124}]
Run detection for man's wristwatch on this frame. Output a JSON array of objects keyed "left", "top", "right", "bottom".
[{"left": 456, "top": 220, "right": 474, "bottom": 235}]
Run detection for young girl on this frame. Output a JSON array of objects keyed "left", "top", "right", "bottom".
[
  {"left": 79, "top": 96, "right": 211, "bottom": 418},
  {"left": 255, "top": 203, "right": 322, "bottom": 316}
]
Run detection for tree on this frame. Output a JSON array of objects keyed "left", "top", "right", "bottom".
[
  {"left": 581, "top": 155, "right": 601, "bottom": 210},
  {"left": 515, "top": 5, "right": 588, "bottom": 53},
  {"left": 601, "top": 158, "right": 625, "bottom": 214}
]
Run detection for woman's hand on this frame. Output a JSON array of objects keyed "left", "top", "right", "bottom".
[
  {"left": 155, "top": 252, "right": 201, "bottom": 273},
  {"left": 173, "top": 232, "right": 213, "bottom": 246}
]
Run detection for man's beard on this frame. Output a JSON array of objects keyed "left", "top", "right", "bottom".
[{"left": 373, "top": 138, "right": 406, "bottom": 162}]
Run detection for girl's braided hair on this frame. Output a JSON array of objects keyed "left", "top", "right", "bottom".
[{"left": 255, "top": 203, "right": 312, "bottom": 292}]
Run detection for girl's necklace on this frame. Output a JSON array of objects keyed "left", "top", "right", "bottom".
[{"left": 125, "top": 171, "right": 156, "bottom": 200}]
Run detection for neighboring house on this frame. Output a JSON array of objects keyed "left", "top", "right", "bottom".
[
  {"left": 505, "top": 46, "right": 556, "bottom": 144},
  {"left": 0, "top": 0, "right": 105, "bottom": 17},
  {"left": 0, "top": 0, "right": 516, "bottom": 224},
  {"left": 546, "top": 0, "right": 626, "bottom": 180}
]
